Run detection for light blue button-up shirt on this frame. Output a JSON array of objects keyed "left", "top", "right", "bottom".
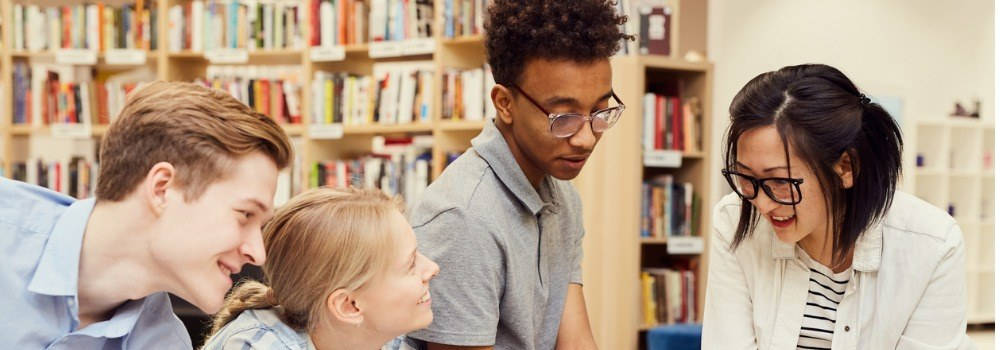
[{"left": 0, "top": 177, "right": 191, "bottom": 349}]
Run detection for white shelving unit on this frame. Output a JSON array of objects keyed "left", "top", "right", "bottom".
[{"left": 909, "top": 118, "right": 995, "bottom": 325}]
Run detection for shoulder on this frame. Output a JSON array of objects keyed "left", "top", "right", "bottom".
[
  {"left": 0, "top": 178, "right": 73, "bottom": 234},
  {"left": 882, "top": 191, "right": 958, "bottom": 242},
  {"left": 410, "top": 150, "right": 493, "bottom": 228},
  {"left": 711, "top": 193, "right": 749, "bottom": 245},
  {"left": 202, "top": 309, "right": 310, "bottom": 350}
]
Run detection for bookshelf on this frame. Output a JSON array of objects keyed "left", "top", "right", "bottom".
[
  {"left": 0, "top": 0, "right": 711, "bottom": 349},
  {"left": 907, "top": 118, "right": 995, "bottom": 325}
]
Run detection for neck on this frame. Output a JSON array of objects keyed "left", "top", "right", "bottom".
[
  {"left": 496, "top": 121, "right": 545, "bottom": 191},
  {"left": 797, "top": 222, "right": 852, "bottom": 273},
  {"left": 77, "top": 199, "right": 164, "bottom": 328},
  {"left": 310, "top": 322, "right": 393, "bottom": 350}
]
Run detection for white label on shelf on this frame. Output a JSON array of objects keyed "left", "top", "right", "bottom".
[
  {"left": 104, "top": 49, "right": 147, "bottom": 65},
  {"left": 310, "top": 46, "right": 346, "bottom": 62},
  {"left": 309, "top": 124, "right": 344, "bottom": 139},
  {"left": 369, "top": 38, "right": 435, "bottom": 58},
  {"left": 666, "top": 236, "right": 704, "bottom": 255},
  {"left": 401, "top": 38, "right": 435, "bottom": 55},
  {"left": 55, "top": 49, "right": 98, "bottom": 65},
  {"left": 643, "top": 149, "right": 683, "bottom": 168},
  {"left": 368, "top": 41, "right": 403, "bottom": 58},
  {"left": 205, "top": 49, "right": 250, "bottom": 64},
  {"left": 51, "top": 123, "right": 92, "bottom": 139}
]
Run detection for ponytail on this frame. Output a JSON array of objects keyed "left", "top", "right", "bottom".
[
  {"left": 207, "top": 280, "right": 279, "bottom": 336},
  {"left": 839, "top": 99, "right": 903, "bottom": 250}
]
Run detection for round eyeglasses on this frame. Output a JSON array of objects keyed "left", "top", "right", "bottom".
[{"left": 512, "top": 85, "right": 625, "bottom": 138}]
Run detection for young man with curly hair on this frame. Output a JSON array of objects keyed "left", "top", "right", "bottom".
[{"left": 404, "top": 1, "right": 630, "bottom": 349}]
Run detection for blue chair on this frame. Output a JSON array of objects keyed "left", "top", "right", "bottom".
[{"left": 647, "top": 323, "right": 702, "bottom": 350}]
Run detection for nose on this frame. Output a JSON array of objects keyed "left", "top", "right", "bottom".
[
  {"left": 750, "top": 193, "right": 782, "bottom": 216},
  {"left": 421, "top": 253, "right": 440, "bottom": 282},
  {"left": 240, "top": 227, "right": 267, "bottom": 266},
  {"left": 567, "top": 119, "right": 597, "bottom": 150}
]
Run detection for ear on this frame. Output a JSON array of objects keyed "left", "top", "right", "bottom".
[
  {"left": 325, "top": 289, "right": 364, "bottom": 327},
  {"left": 833, "top": 151, "right": 855, "bottom": 189},
  {"left": 492, "top": 85, "right": 515, "bottom": 126},
  {"left": 143, "top": 162, "right": 177, "bottom": 216}
]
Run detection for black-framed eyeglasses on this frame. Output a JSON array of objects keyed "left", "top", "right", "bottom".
[
  {"left": 721, "top": 169, "right": 805, "bottom": 205},
  {"left": 511, "top": 85, "right": 625, "bottom": 138}
]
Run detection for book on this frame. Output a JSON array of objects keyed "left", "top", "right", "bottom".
[
  {"left": 198, "top": 65, "right": 304, "bottom": 125},
  {"left": 642, "top": 92, "right": 702, "bottom": 153},
  {"left": 641, "top": 267, "right": 697, "bottom": 326},
  {"left": 310, "top": 136, "right": 433, "bottom": 205},
  {"left": 370, "top": 0, "right": 433, "bottom": 42},
  {"left": 641, "top": 175, "right": 699, "bottom": 238},
  {"left": 442, "top": 0, "right": 487, "bottom": 38},
  {"left": 442, "top": 65, "right": 492, "bottom": 121},
  {"left": 13, "top": 2, "right": 157, "bottom": 52},
  {"left": 169, "top": 0, "right": 304, "bottom": 52}
]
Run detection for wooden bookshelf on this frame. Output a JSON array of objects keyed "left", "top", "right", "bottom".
[{"left": 0, "top": 0, "right": 712, "bottom": 349}]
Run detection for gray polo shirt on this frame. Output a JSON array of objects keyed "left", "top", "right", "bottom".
[{"left": 405, "top": 120, "right": 585, "bottom": 350}]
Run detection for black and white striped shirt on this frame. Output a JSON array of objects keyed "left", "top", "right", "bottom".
[{"left": 797, "top": 256, "right": 851, "bottom": 350}]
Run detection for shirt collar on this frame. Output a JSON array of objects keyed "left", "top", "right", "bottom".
[
  {"left": 472, "top": 120, "right": 548, "bottom": 215},
  {"left": 27, "top": 197, "right": 95, "bottom": 297},
  {"left": 770, "top": 217, "right": 885, "bottom": 272}
]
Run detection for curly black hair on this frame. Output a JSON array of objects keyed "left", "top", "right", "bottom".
[{"left": 485, "top": 0, "right": 632, "bottom": 86}]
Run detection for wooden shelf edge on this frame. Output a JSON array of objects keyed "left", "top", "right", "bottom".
[
  {"left": 442, "top": 35, "right": 485, "bottom": 45},
  {"left": 342, "top": 123, "right": 434, "bottom": 135},
  {"left": 638, "top": 56, "right": 712, "bottom": 72},
  {"left": 436, "top": 119, "right": 487, "bottom": 131}
]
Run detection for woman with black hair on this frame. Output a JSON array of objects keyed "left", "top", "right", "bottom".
[{"left": 703, "top": 64, "right": 972, "bottom": 349}]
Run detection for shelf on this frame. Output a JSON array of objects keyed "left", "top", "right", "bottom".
[
  {"left": 639, "top": 323, "right": 668, "bottom": 331},
  {"left": 442, "top": 35, "right": 485, "bottom": 45},
  {"left": 437, "top": 119, "right": 487, "bottom": 131},
  {"left": 92, "top": 125, "right": 109, "bottom": 137},
  {"left": 281, "top": 124, "right": 305, "bottom": 136},
  {"left": 640, "top": 237, "right": 668, "bottom": 244},
  {"left": 638, "top": 56, "right": 712, "bottom": 72},
  {"left": 10, "top": 124, "right": 34, "bottom": 136},
  {"left": 915, "top": 168, "right": 947, "bottom": 176},
  {"left": 968, "top": 313, "right": 995, "bottom": 325},
  {"left": 11, "top": 50, "right": 154, "bottom": 66},
  {"left": 168, "top": 49, "right": 303, "bottom": 60},
  {"left": 342, "top": 123, "right": 434, "bottom": 135}
]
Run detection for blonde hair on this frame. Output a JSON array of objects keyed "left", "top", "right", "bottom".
[
  {"left": 97, "top": 81, "right": 291, "bottom": 202},
  {"left": 208, "top": 187, "right": 403, "bottom": 336}
]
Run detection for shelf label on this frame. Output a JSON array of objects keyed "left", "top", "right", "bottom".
[
  {"left": 310, "top": 46, "right": 346, "bottom": 62},
  {"left": 309, "top": 124, "right": 344, "bottom": 139},
  {"left": 643, "top": 149, "right": 683, "bottom": 168},
  {"left": 104, "top": 49, "right": 147, "bottom": 65},
  {"left": 51, "top": 123, "right": 92, "bottom": 139},
  {"left": 666, "top": 236, "right": 704, "bottom": 255},
  {"left": 55, "top": 49, "right": 98, "bottom": 65},
  {"left": 205, "top": 49, "right": 249, "bottom": 64},
  {"left": 369, "top": 41, "right": 403, "bottom": 58},
  {"left": 401, "top": 38, "right": 435, "bottom": 55},
  {"left": 369, "top": 38, "right": 435, "bottom": 58}
]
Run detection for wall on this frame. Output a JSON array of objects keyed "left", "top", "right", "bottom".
[{"left": 706, "top": 0, "right": 995, "bottom": 202}]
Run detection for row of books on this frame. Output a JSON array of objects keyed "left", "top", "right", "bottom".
[
  {"left": 641, "top": 175, "right": 700, "bottom": 238},
  {"left": 167, "top": 1, "right": 306, "bottom": 52},
  {"left": 311, "top": 0, "right": 367, "bottom": 47},
  {"left": 197, "top": 65, "right": 304, "bottom": 125},
  {"left": 640, "top": 268, "right": 697, "bottom": 326},
  {"left": 10, "top": 157, "right": 97, "bottom": 200},
  {"left": 442, "top": 0, "right": 486, "bottom": 38},
  {"left": 309, "top": 136, "right": 432, "bottom": 204},
  {"left": 369, "top": 0, "right": 434, "bottom": 42},
  {"left": 441, "top": 65, "right": 496, "bottom": 122},
  {"left": 642, "top": 93, "right": 703, "bottom": 153},
  {"left": 13, "top": 63, "right": 156, "bottom": 126},
  {"left": 11, "top": 2, "right": 157, "bottom": 52},
  {"left": 311, "top": 63, "right": 434, "bottom": 127}
]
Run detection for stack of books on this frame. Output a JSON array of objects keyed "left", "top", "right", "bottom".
[
  {"left": 310, "top": 0, "right": 367, "bottom": 47},
  {"left": 310, "top": 136, "right": 432, "bottom": 204},
  {"left": 441, "top": 65, "right": 495, "bottom": 121},
  {"left": 640, "top": 175, "right": 700, "bottom": 238},
  {"left": 442, "top": 0, "right": 487, "bottom": 38},
  {"left": 640, "top": 267, "right": 697, "bottom": 326}
]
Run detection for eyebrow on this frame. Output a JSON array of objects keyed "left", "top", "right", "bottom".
[
  {"left": 735, "top": 161, "right": 789, "bottom": 174},
  {"left": 542, "top": 90, "right": 615, "bottom": 110},
  {"left": 243, "top": 198, "right": 272, "bottom": 214}
]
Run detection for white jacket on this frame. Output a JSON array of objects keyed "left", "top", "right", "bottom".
[{"left": 702, "top": 192, "right": 973, "bottom": 349}]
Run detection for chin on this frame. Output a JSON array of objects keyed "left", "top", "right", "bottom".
[{"left": 549, "top": 168, "right": 583, "bottom": 181}]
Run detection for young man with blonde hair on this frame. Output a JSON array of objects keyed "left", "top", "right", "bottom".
[{"left": 0, "top": 81, "right": 293, "bottom": 349}]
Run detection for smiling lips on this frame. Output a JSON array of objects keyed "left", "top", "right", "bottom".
[
  {"left": 418, "top": 289, "right": 431, "bottom": 305},
  {"left": 769, "top": 214, "right": 795, "bottom": 228}
]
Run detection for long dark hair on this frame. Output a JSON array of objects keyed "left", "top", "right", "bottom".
[{"left": 723, "top": 64, "right": 902, "bottom": 264}]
